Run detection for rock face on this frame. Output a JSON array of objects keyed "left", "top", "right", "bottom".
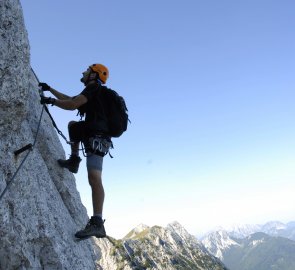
[
  {"left": 0, "top": 1, "right": 100, "bottom": 269},
  {"left": 96, "top": 222, "right": 228, "bottom": 270}
]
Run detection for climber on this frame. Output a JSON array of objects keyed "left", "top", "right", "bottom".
[{"left": 39, "top": 64, "right": 110, "bottom": 240}]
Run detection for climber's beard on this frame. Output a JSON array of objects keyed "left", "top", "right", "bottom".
[{"left": 80, "top": 75, "right": 89, "bottom": 85}]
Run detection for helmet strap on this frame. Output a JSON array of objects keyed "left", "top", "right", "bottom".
[
  {"left": 85, "top": 72, "right": 102, "bottom": 86},
  {"left": 91, "top": 72, "right": 103, "bottom": 84}
]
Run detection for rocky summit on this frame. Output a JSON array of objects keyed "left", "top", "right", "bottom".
[{"left": 96, "top": 222, "right": 228, "bottom": 270}]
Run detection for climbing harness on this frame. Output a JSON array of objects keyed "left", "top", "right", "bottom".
[
  {"left": 89, "top": 136, "right": 112, "bottom": 155},
  {"left": 82, "top": 135, "right": 113, "bottom": 158}
]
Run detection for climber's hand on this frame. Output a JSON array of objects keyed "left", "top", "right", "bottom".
[
  {"left": 39, "top": 82, "right": 51, "bottom": 91},
  {"left": 40, "top": 96, "right": 55, "bottom": 105}
]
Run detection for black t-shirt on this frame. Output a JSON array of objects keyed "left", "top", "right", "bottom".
[{"left": 79, "top": 84, "right": 109, "bottom": 135}]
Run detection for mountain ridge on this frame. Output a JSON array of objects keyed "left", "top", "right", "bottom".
[
  {"left": 202, "top": 221, "right": 295, "bottom": 270},
  {"left": 202, "top": 220, "right": 295, "bottom": 240},
  {"left": 96, "top": 221, "right": 228, "bottom": 269}
]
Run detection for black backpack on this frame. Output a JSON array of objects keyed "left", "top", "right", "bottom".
[
  {"left": 101, "top": 86, "right": 129, "bottom": 138},
  {"left": 78, "top": 86, "right": 129, "bottom": 138}
]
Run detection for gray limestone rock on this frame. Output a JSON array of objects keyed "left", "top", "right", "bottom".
[{"left": 0, "top": 0, "right": 101, "bottom": 269}]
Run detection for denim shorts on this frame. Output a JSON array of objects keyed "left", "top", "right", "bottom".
[{"left": 86, "top": 153, "right": 103, "bottom": 171}]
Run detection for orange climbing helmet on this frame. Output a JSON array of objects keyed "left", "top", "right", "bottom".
[{"left": 89, "top": 63, "right": 109, "bottom": 84}]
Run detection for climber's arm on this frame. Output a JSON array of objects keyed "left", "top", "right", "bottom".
[
  {"left": 49, "top": 87, "right": 71, "bottom": 100},
  {"left": 53, "top": 95, "right": 87, "bottom": 111}
]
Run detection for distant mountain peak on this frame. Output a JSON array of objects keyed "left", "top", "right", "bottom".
[
  {"left": 202, "top": 230, "right": 240, "bottom": 259},
  {"left": 202, "top": 220, "right": 295, "bottom": 270},
  {"left": 167, "top": 220, "right": 183, "bottom": 228},
  {"left": 228, "top": 223, "right": 261, "bottom": 238},
  {"left": 167, "top": 221, "right": 192, "bottom": 238},
  {"left": 99, "top": 222, "right": 227, "bottom": 269},
  {"left": 124, "top": 223, "right": 150, "bottom": 239},
  {"left": 261, "top": 220, "right": 286, "bottom": 233}
]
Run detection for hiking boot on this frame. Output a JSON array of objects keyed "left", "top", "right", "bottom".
[
  {"left": 57, "top": 155, "right": 81, "bottom": 173},
  {"left": 75, "top": 216, "right": 106, "bottom": 239}
]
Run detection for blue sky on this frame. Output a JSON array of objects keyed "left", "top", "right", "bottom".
[{"left": 21, "top": 0, "right": 295, "bottom": 238}]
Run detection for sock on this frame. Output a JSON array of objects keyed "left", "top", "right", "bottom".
[
  {"left": 94, "top": 213, "right": 102, "bottom": 219},
  {"left": 71, "top": 142, "right": 80, "bottom": 157}
]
